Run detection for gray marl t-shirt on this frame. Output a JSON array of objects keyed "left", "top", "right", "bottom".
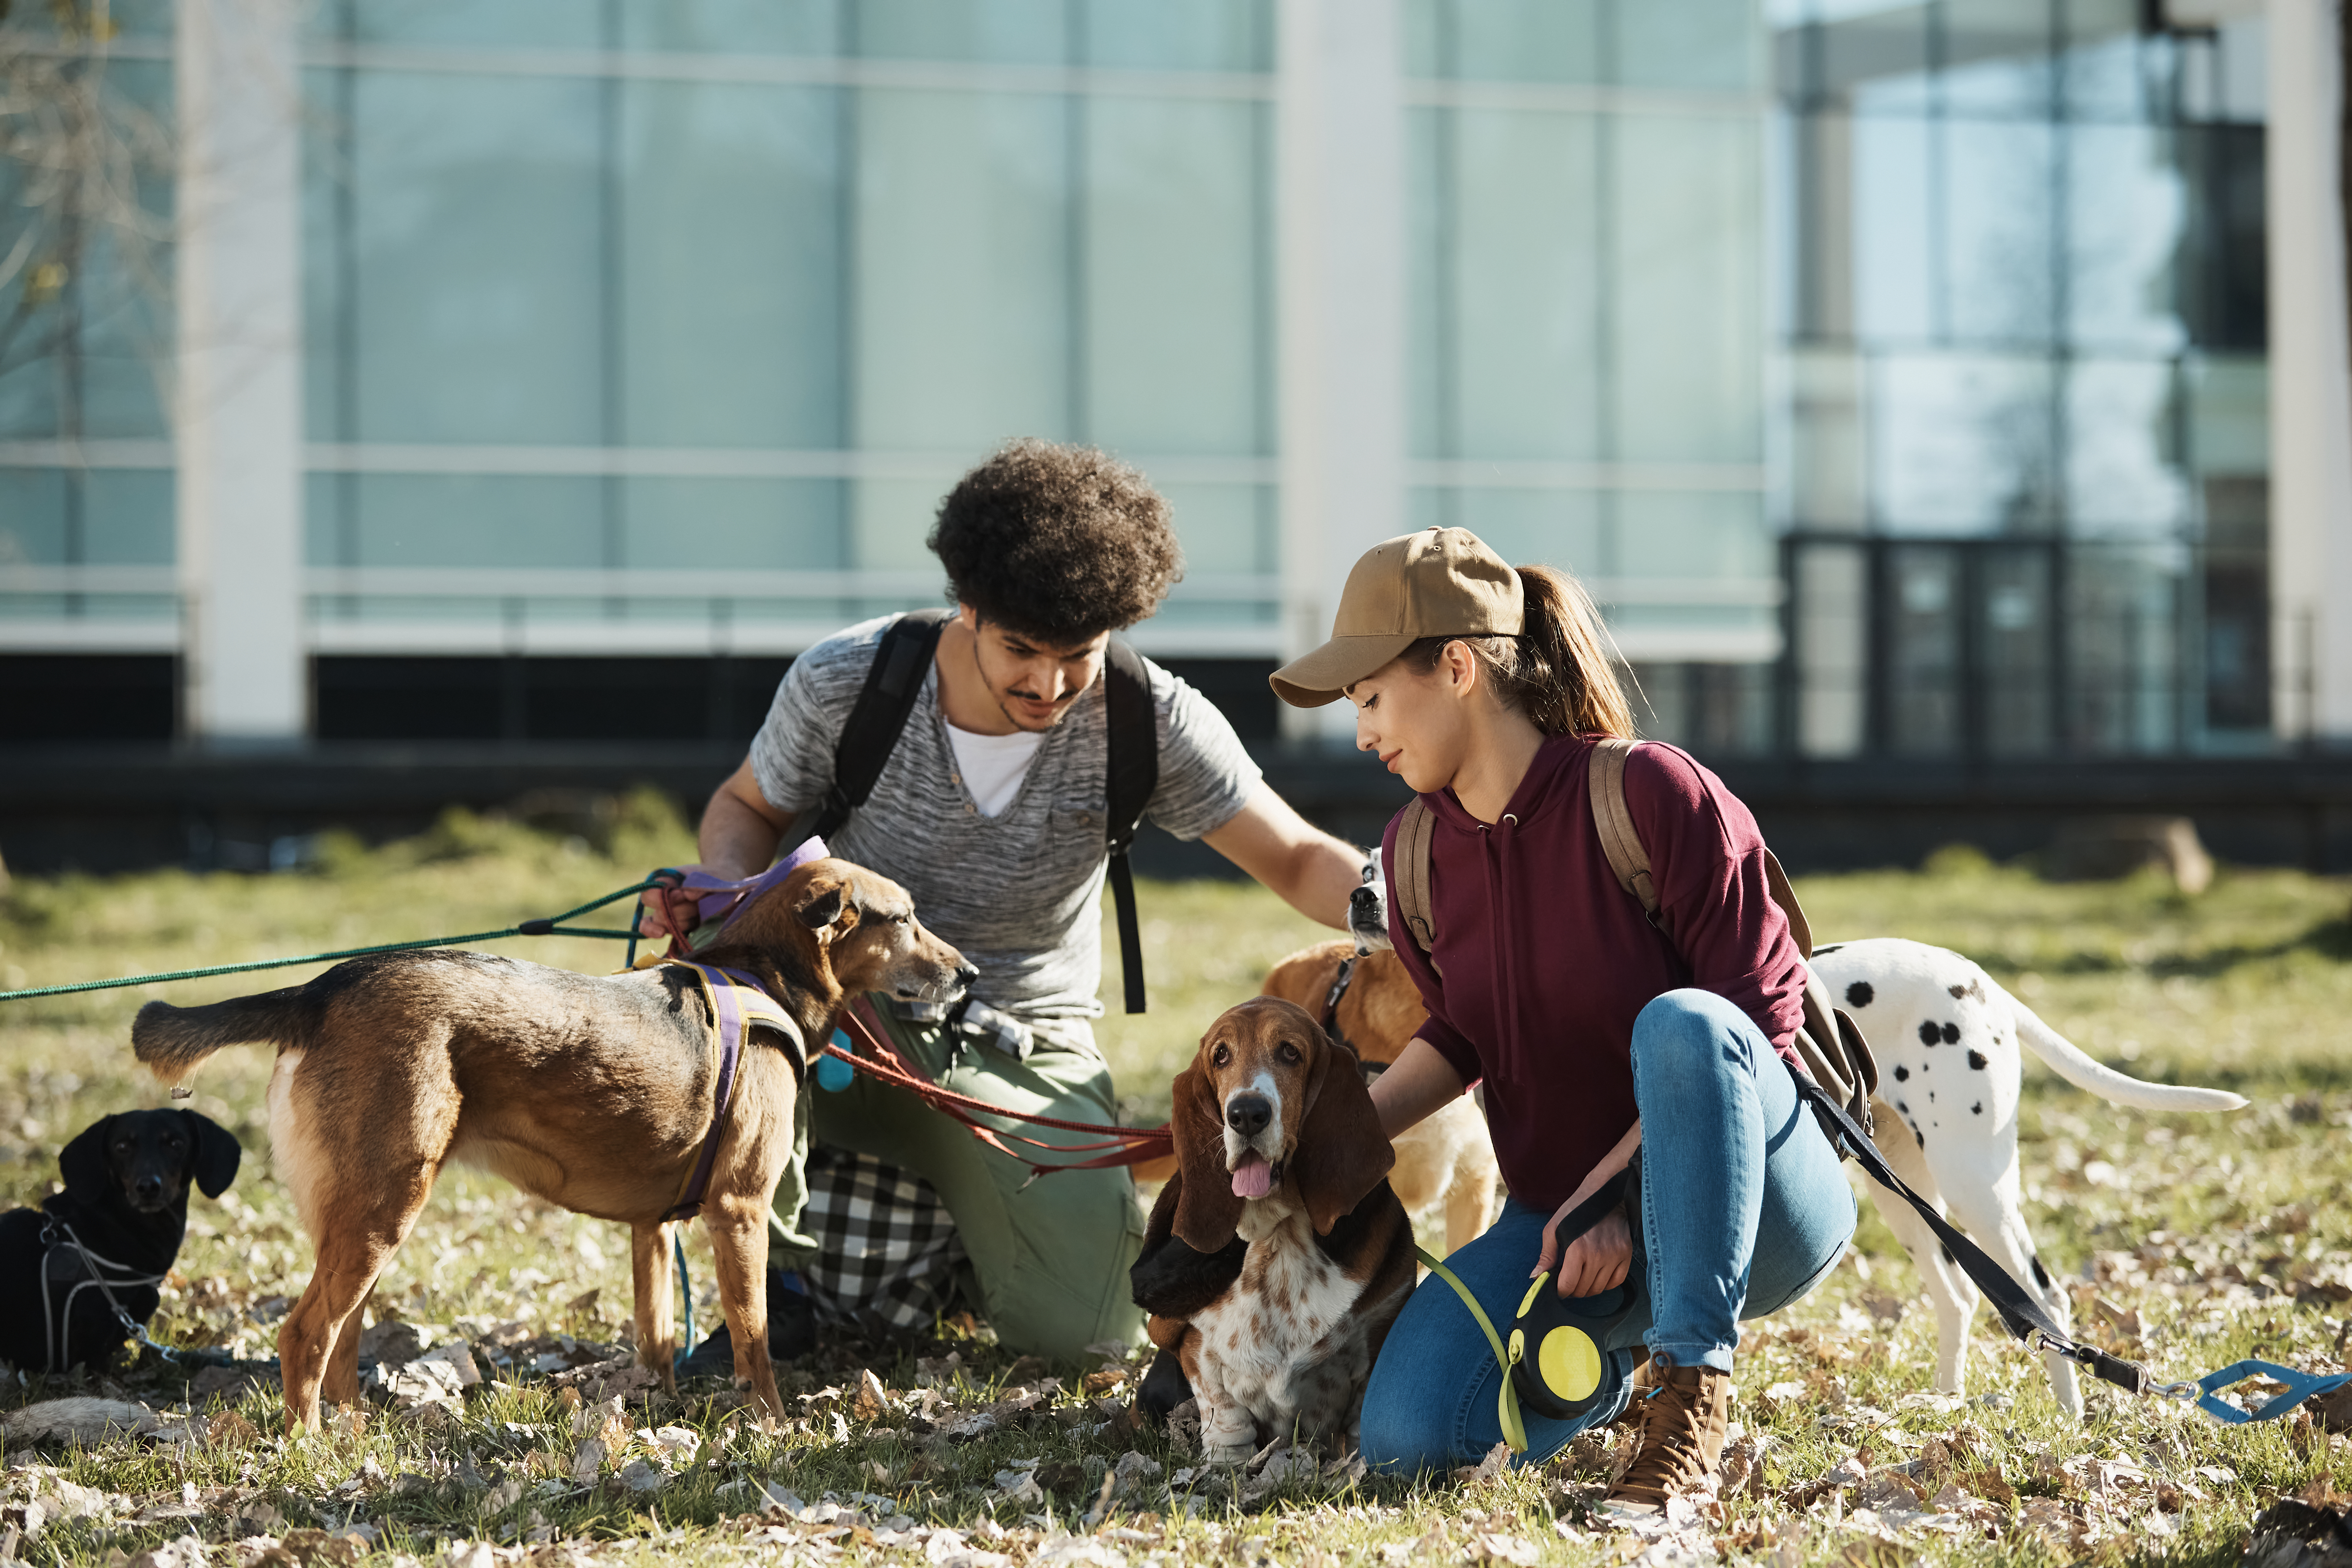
[{"left": 748, "top": 614, "right": 1262, "bottom": 1021}]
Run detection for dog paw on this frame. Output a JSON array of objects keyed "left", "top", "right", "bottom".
[{"left": 1201, "top": 1439, "right": 1257, "bottom": 1468}]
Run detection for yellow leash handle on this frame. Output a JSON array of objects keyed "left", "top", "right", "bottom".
[{"left": 1414, "top": 1245, "right": 1529, "bottom": 1455}]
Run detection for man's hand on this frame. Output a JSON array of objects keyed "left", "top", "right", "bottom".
[
  {"left": 1534, "top": 1201, "right": 1632, "bottom": 1299},
  {"left": 635, "top": 877, "right": 701, "bottom": 942}
]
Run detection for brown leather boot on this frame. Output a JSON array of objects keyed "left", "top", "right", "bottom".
[
  {"left": 1604, "top": 1352, "right": 1659, "bottom": 1428},
  {"left": 1602, "top": 1352, "right": 1731, "bottom": 1515}
]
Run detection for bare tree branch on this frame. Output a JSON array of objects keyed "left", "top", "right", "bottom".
[{"left": 0, "top": 0, "right": 174, "bottom": 396}]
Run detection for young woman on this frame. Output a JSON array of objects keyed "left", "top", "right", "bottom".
[{"left": 1269, "top": 527, "right": 1856, "bottom": 1512}]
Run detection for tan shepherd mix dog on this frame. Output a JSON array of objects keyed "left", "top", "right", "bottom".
[
  {"left": 1260, "top": 942, "right": 1499, "bottom": 1255},
  {"left": 130, "top": 859, "right": 969, "bottom": 1431}
]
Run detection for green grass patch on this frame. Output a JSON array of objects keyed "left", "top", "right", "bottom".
[{"left": 2, "top": 803, "right": 2348, "bottom": 1565}]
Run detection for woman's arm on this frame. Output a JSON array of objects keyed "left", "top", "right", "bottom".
[
  {"left": 1366, "top": 1038, "right": 1467, "bottom": 1140},
  {"left": 1533, "top": 1116, "right": 1644, "bottom": 1298}
]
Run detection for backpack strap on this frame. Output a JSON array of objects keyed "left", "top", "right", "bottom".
[
  {"left": 1392, "top": 797, "right": 1442, "bottom": 975},
  {"left": 1585, "top": 736, "right": 1877, "bottom": 1137},
  {"left": 1586, "top": 738, "right": 1659, "bottom": 928},
  {"left": 1102, "top": 637, "right": 1158, "bottom": 1014},
  {"left": 808, "top": 609, "right": 954, "bottom": 843}
]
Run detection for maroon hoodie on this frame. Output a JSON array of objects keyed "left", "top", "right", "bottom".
[{"left": 1380, "top": 733, "right": 1808, "bottom": 1211}]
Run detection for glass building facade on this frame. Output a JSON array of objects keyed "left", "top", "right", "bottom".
[{"left": 0, "top": 0, "right": 2288, "bottom": 758}]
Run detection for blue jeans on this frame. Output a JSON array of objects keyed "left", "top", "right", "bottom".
[{"left": 1359, "top": 989, "right": 1855, "bottom": 1471}]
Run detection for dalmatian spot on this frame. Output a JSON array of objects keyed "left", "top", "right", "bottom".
[
  {"left": 1940, "top": 1022, "right": 1960, "bottom": 1045},
  {"left": 2030, "top": 1256, "right": 2053, "bottom": 1290},
  {"left": 1896, "top": 1100, "right": 1909, "bottom": 1114},
  {"left": 1927, "top": 1091, "right": 1935, "bottom": 1102},
  {"left": 1971, "top": 1102, "right": 1982, "bottom": 1115},
  {"left": 1939, "top": 1241, "right": 1955, "bottom": 1265},
  {"left": 1917, "top": 1021, "right": 1939, "bottom": 1046},
  {"left": 1892, "top": 1065, "right": 1910, "bottom": 1082},
  {"left": 1967, "top": 1049, "right": 1989, "bottom": 1070},
  {"left": 1845, "top": 980, "right": 1875, "bottom": 1009},
  {"left": 1912, "top": 1124, "right": 1924, "bottom": 1147}
]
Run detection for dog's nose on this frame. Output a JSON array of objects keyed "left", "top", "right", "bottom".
[
  {"left": 954, "top": 964, "right": 979, "bottom": 989},
  {"left": 133, "top": 1174, "right": 165, "bottom": 1201},
  {"left": 1225, "top": 1094, "right": 1272, "bottom": 1138}
]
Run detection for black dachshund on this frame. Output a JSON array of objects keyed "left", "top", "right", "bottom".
[{"left": 0, "top": 1110, "right": 241, "bottom": 1372}]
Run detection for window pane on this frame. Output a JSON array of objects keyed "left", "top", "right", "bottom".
[
  {"left": 1616, "top": 0, "right": 1760, "bottom": 92},
  {"left": 1614, "top": 112, "right": 1762, "bottom": 464},
  {"left": 1443, "top": 108, "right": 1602, "bottom": 462},
  {"left": 857, "top": 0, "right": 1071, "bottom": 65},
  {"left": 0, "top": 469, "right": 68, "bottom": 562},
  {"left": 1872, "top": 352, "right": 2058, "bottom": 533},
  {"left": 853, "top": 90, "right": 1072, "bottom": 452},
  {"left": 621, "top": 478, "right": 846, "bottom": 569},
  {"left": 2059, "top": 0, "right": 2147, "bottom": 121},
  {"left": 1157, "top": 481, "right": 1270, "bottom": 574},
  {"left": 354, "top": 475, "right": 605, "bottom": 566},
  {"left": 304, "top": 66, "right": 350, "bottom": 443},
  {"left": 352, "top": 72, "right": 604, "bottom": 445},
  {"left": 1941, "top": 0, "right": 2055, "bottom": 117},
  {"left": 1851, "top": 114, "right": 1934, "bottom": 341},
  {"left": 350, "top": 0, "right": 603, "bottom": 48},
  {"left": 1455, "top": 487, "right": 1604, "bottom": 573},
  {"left": 1084, "top": 98, "right": 1264, "bottom": 455},
  {"left": 1085, "top": 0, "right": 1270, "bottom": 72},
  {"left": 1982, "top": 543, "right": 2054, "bottom": 754},
  {"left": 1887, "top": 542, "right": 1961, "bottom": 754},
  {"left": 616, "top": 0, "right": 844, "bottom": 54},
  {"left": 1946, "top": 118, "right": 2056, "bottom": 345},
  {"left": 621, "top": 80, "right": 844, "bottom": 448},
  {"left": 84, "top": 469, "right": 174, "bottom": 563},
  {"left": 2065, "top": 358, "right": 2190, "bottom": 538},
  {"left": 1615, "top": 490, "right": 1771, "bottom": 580},
  {"left": 1421, "top": 0, "right": 1605, "bottom": 86},
  {"left": 2067, "top": 123, "right": 2187, "bottom": 353}
]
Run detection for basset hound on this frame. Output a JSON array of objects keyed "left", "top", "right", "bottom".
[{"left": 1129, "top": 997, "right": 1417, "bottom": 1465}]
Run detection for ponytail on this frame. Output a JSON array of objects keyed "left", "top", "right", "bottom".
[{"left": 1400, "top": 562, "right": 1634, "bottom": 738}]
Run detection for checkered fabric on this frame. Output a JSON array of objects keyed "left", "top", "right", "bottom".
[
  {"left": 800, "top": 1145, "right": 967, "bottom": 1335},
  {"left": 887, "top": 994, "right": 1033, "bottom": 1061}
]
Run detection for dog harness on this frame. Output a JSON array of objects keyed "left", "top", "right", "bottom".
[
  {"left": 36, "top": 1216, "right": 167, "bottom": 1373},
  {"left": 661, "top": 961, "right": 806, "bottom": 1223}
]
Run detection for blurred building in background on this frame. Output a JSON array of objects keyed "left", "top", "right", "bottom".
[{"left": 2, "top": 0, "right": 2345, "bottom": 780}]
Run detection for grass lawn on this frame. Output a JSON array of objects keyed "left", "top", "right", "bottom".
[{"left": 1, "top": 797, "right": 2348, "bottom": 1567}]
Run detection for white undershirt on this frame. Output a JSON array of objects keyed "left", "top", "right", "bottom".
[{"left": 944, "top": 718, "right": 1046, "bottom": 818}]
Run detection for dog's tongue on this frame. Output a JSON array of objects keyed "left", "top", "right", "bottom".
[{"left": 1230, "top": 1154, "right": 1274, "bottom": 1199}]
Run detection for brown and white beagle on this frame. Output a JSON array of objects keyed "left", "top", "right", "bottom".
[{"left": 1129, "top": 997, "right": 1417, "bottom": 1465}]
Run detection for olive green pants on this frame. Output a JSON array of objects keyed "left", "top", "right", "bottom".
[{"left": 770, "top": 1004, "right": 1147, "bottom": 1365}]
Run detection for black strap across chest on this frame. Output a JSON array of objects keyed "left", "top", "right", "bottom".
[{"left": 809, "top": 610, "right": 1160, "bottom": 1014}]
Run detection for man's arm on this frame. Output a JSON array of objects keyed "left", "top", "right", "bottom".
[
  {"left": 1199, "top": 782, "right": 1365, "bottom": 928},
  {"left": 638, "top": 759, "right": 797, "bottom": 939}
]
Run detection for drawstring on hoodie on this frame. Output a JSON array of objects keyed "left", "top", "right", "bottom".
[{"left": 1483, "top": 812, "right": 1528, "bottom": 1060}]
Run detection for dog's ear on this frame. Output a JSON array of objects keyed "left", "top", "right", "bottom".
[
  {"left": 1290, "top": 1029, "right": 1394, "bottom": 1237},
  {"left": 1169, "top": 1059, "right": 1245, "bottom": 1254},
  {"left": 58, "top": 1115, "right": 116, "bottom": 1200},
  {"left": 180, "top": 1110, "right": 242, "bottom": 1199},
  {"left": 795, "top": 882, "right": 847, "bottom": 931}
]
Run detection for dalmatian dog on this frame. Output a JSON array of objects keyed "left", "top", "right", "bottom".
[{"left": 1809, "top": 938, "right": 2246, "bottom": 1416}]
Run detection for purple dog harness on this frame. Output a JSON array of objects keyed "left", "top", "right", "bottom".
[{"left": 660, "top": 962, "right": 802, "bottom": 1223}]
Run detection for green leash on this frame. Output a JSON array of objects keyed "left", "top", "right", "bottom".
[
  {"left": 0, "top": 878, "right": 661, "bottom": 1004},
  {"left": 1415, "top": 1244, "right": 1529, "bottom": 1455}
]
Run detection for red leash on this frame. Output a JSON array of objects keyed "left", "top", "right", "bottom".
[{"left": 828, "top": 999, "right": 1172, "bottom": 1179}]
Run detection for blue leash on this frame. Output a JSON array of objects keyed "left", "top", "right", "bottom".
[{"left": 2165, "top": 1359, "right": 2352, "bottom": 1424}]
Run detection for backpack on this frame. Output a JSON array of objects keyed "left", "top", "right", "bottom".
[
  {"left": 804, "top": 609, "right": 1161, "bottom": 1014},
  {"left": 1388, "top": 737, "right": 1878, "bottom": 1149}
]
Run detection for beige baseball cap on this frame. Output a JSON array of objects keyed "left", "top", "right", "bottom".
[{"left": 1269, "top": 527, "right": 1524, "bottom": 708}]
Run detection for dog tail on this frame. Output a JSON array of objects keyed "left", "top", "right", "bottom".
[
  {"left": 132, "top": 987, "right": 307, "bottom": 1083},
  {"left": 2002, "top": 986, "right": 2248, "bottom": 1112}
]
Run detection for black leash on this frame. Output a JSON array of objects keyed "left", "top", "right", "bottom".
[{"left": 1787, "top": 1063, "right": 2153, "bottom": 1396}]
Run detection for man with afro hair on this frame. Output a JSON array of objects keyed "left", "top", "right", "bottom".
[{"left": 646, "top": 440, "right": 1370, "bottom": 1367}]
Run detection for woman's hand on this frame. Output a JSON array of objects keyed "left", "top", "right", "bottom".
[
  {"left": 1532, "top": 1117, "right": 1643, "bottom": 1298},
  {"left": 1535, "top": 1201, "right": 1632, "bottom": 1298}
]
